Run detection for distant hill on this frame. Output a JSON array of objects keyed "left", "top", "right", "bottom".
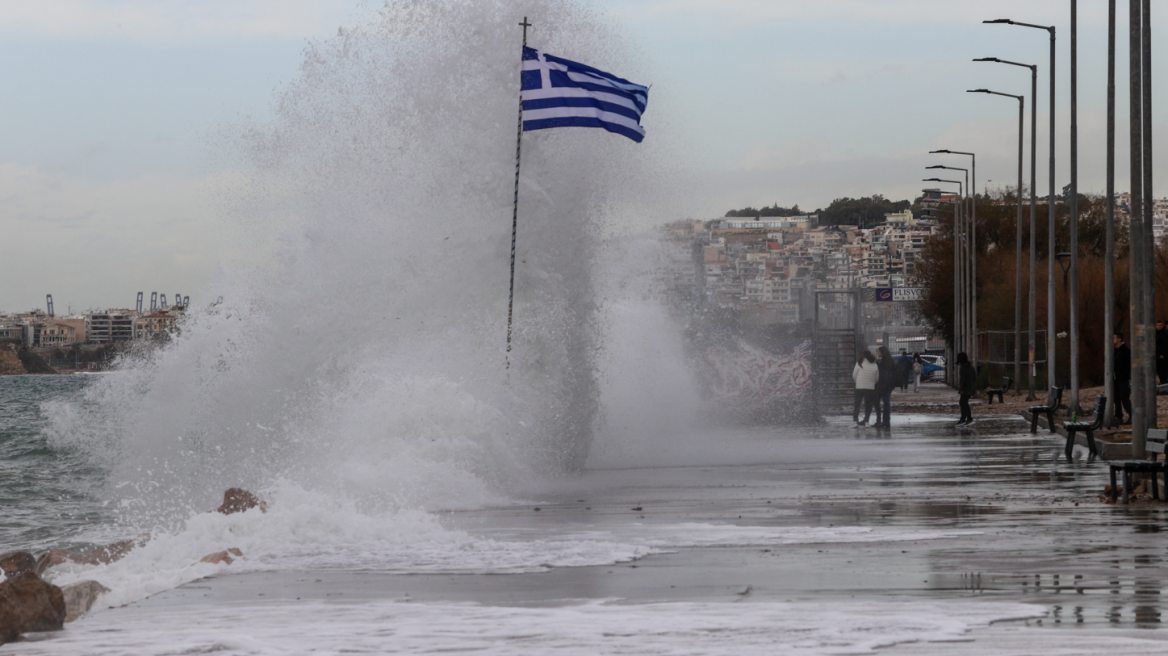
[
  {"left": 724, "top": 203, "right": 804, "bottom": 218},
  {"left": 725, "top": 196, "right": 910, "bottom": 228},
  {"left": 815, "top": 195, "right": 911, "bottom": 228}
]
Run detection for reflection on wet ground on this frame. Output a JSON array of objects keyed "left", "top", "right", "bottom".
[{"left": 474, "top": 413, "right": 1168, "bottom": 630}]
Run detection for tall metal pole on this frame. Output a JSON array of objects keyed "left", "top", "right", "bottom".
[
  {"left": 1029, "top": 64, "right": 1038, "bottom": 400},
  {"left": 1046, "top": 25, "right": 1057, "bottom": 393},
  {"left": 1069, "top": 0, "right": 1081, "bottom": 412},
  {"left": 983, "top": 20, "right": 1056, "bottom": 398},
  {"left": 506, "top": 17, "right": 532, "bottom": 369},
  {"left": 925, "top": 162, "right": 971, "bottom": 357},
  {"left": 971, "top": 155, "right": 977, "bottom": 361},
  {"left": 965, "top": 167, "right": 973, "bottom": 358},
  {"left": 1105, "top": 0, "right": 1116, "bottom": 426},
  {"left": 1016, "top": 96, "right": 1025, "bottom": 394},
  {"left": 928, "top": 178, "right": 965, "bottom": 361},
  {"left": 930, "top": 153, "right": 979, "bottom": 362},
  {"left": 1141, "top": 0, "right": 1156, "bottom": 430},
  {"left": 1129, "top": 0, "right": 1147, "bottom": 454}
]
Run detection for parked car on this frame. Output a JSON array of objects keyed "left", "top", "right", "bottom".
[
  {"left": 919, "top": 354, "right": 945, "bottom": 380},
  {"left": 895, "top": 354, "right": 945, "bottom": 381}
]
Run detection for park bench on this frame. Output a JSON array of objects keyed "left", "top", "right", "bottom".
[
  {"left": 1028, "top": 386, "right": 1063, "bottom": 434},
  {"left": 1061, "top": 395, "right": 1104, "bottom": 461},
  {"left": 1108, "top": 429, "right": 1168, "bottom": 504},
  {"left": 986, "top": 376, "right": 1013, "bottom": 405}
]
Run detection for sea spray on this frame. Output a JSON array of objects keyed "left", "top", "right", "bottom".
[{"left": 43, "top": 0, "right": 661, "bottom": 536}]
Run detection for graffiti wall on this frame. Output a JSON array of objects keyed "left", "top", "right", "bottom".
[{"left": 689, "top": 323, "right": 818, "bottom": 423}]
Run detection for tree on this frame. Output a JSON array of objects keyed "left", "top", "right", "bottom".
[
  {"left": 724, "top": 203, "right": 804, "bottom": 218},
  {"left": 815, "top": 195, "right": 910, "bottom": 228}
]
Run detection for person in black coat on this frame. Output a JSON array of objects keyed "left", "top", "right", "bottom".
[
  {"left": 1156, "top": 320, "right": 1168, "bottom": 384},
  {"left": 874, "top": 346, "right": 898, "bottom": 429},
  {"left": 955, "top": 352, "right": 977, "bottom": 425},
  {"left": 1114, "top": 332, "right": 1132, "bottom": 425}
]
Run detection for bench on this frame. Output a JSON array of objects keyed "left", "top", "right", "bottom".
[
  {"left": 1062, "top": 395, "right": 1104, "bottom": 461},
  {"left": 1109, "top": 429, "right": 1168, "bottom": 504},
  {"left": 1029, "top": 386, "right": 1063, "bottom": 434},
  {"left": 986, "top": 376, "right": 1013, "bottom": 405}
]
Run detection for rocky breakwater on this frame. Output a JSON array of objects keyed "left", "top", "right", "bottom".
[
  {"left": 0, "top": 488, "right": 263, "bottom": 644},
  {"left": 0, "top": 342, "right": 57, "bottom": 375},
  {"left": 1, "top": 552, "right": 111, "bottom": 645},
  {"left": 0, "top": 561, "right": 65, "bottom": 646},
  {"left": 0, "top": 343, "right": 25, "bottom": 375}
]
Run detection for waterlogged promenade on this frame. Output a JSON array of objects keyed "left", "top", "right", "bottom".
[{"left": 17, "top": 402, "right": 1168, "bottom": 654}]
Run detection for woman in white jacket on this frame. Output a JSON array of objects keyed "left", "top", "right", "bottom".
[{"left": 852, "top": 350, "right": 879, "bottom": 426}]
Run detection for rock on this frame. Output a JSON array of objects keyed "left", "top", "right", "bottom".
[
  {"left": 216, "top": 488, "right": 266, "bottom": 515},
  {"left": 36, "top": 538, "right": 143, "bottom": 576},
  {"left": 0, "top": 344, "right": 26, "bottom": 375},
  {"left": 0, "top": 572, "right": 66, "bottom": 644},
  {"left": 60, "top": 580, "right": 110, "bottom": 623},
  {"left": 0, "top": 552, "right": 37, "bottom": 578},
  {"left": 199, "top": 547, "right": 243, "bottom": 565}
]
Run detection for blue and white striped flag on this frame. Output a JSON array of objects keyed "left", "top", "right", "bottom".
[{"left": 521, "top": 46, "right": 649, "bottom": 143}]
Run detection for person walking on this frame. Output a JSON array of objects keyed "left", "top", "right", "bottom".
[
  {"left": 1114, "top": 332, "right": 1132, "bottom": 425},
  {"left": 897, "top": 349, "right": 912, "bottom": 392},
  {"left": 874, "top": 346, "right": 898, "bottom": 429},
  {"left": 1156, "top": 320, "right": 1168, "bottom": 385},
  {"left": 851, "top": 350, "right": 878, "bottom": 427},
  {"left": 911, "top": 353, "right": 924, "bottom": 393},
  {"left": 955, "top": 352, "right": 977, "bottom": 426}
]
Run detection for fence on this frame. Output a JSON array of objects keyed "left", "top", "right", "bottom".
[
  {"left": 976, "top": 330, "right": 1050, "bottom": 390},
  {"left": 978, "top": 330, "right": 1047, "bottom": 366}
]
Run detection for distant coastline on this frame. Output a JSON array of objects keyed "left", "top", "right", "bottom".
[{"left": 0, "top": 341, "right": 120, "bottom": 375}]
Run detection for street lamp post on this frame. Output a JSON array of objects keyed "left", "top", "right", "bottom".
[
  {"left": 928, "top": 151, "right": 977, "bottom": 361},
  {"left": 1104, "top": 0, "right": 1116, "bottom": 427},
  {"left": 964, "top": 91, "right": 1024, "bottom": 395},
  {"left": 925, "top": 178, "right": 965, "bottom": 363},
  {"left": 985, "top": 18, "right": 1056, "bottom": 398},
  {"left": 1069, "top": 0, "right": 1081, "bottom": 414},
  {"left": 1128, "top": 0, "right": 1155, "bottom": 454},
  {"left": 928, "top": 163, "right": 973, "bottom": 358},
  {"left": 974, "top": 55, "right": 1039, "bottom": 399}
]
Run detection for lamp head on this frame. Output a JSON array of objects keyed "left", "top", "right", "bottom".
[
  {"left": 929, "top": 149, "right": 951, "bottom": 154},
  {"left": 972, "top": 57, "right": 1000, "bottom": 62},
  {"left": 967, "top": 89, "right": 990, "bottom": 94},
  {"left": 925, "top": 165, "right": 945, "bottom": 169},
  {"left": 983, "top": 19, "right": 1013, "bottom": 24}
]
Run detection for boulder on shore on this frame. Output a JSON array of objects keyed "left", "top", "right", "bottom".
[
  {"left": 200, "top": 547, "right": 243, "bottom": 565},
  {"left": 0, "top": 552, "right": 37, "bottom": 578},
  {"left": 36, "top": 538, "right": 143, "bottom": 575},
  {"left": 0, "top": 572, "right": 66, "bottom": 645},
  {"left": 216, "top": 488, "right": 266, "bottom": 515},
  {"left": 61, "top": 580, "right": 110, "bottom": 623}
]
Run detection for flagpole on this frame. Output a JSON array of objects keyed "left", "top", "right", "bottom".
[{"left": 506, "top": 17, "right": 531, "bottom": 369}]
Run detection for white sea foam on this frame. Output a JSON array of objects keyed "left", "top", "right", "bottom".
[
  {"left": 40, "top": 0, "right": 656, "bottom": 535},
  {"left": 20, "top": 598, "right": 1046, "bottom": 656},
  {"left": 42, "top": 487, "right": 976, "bottom": 612}
]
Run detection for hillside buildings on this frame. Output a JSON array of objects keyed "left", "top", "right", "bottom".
[
  {"left": 0, "top": 304, "right": 186, "bottom": 348},
  {"left": 660, "top": 210, "right": 936, "bottom": 326}
]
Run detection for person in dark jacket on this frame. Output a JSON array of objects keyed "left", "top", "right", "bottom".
[
  {"left": 1114, "top": 332, "right": 1132, "bottom": 425},
  {"left": 897, "top": 350, "right": 912, "bottom": 392},
  {"left": 874, "top": 346, "right": 898, "bottom": 429},
  {"left": 1156, "top": 320, "right": 1168, "bottom": 384},
  {"left": 955, "top": 352, "right": 977, "bottom": 425}
]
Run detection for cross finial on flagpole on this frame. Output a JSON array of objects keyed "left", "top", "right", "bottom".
[{"left": 520, "top": 17, "right": 531, "bottom": 46}]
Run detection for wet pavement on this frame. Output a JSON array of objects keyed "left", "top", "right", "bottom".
[{"left": 125, "top": 412, "right": 1168, "bottom": 651}]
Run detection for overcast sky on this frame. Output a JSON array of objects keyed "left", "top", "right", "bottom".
[{"left": 2, "top": 0, "right": 1167, "bottom": 311}]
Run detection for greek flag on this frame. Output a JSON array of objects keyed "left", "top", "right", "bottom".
[{"left": 521, "top": 46, "right": 649, "bottom": 143}]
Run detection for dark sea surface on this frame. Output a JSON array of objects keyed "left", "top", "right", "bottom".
[{"left": 0, "top": 374, "right": 112, "bottom": 553}]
